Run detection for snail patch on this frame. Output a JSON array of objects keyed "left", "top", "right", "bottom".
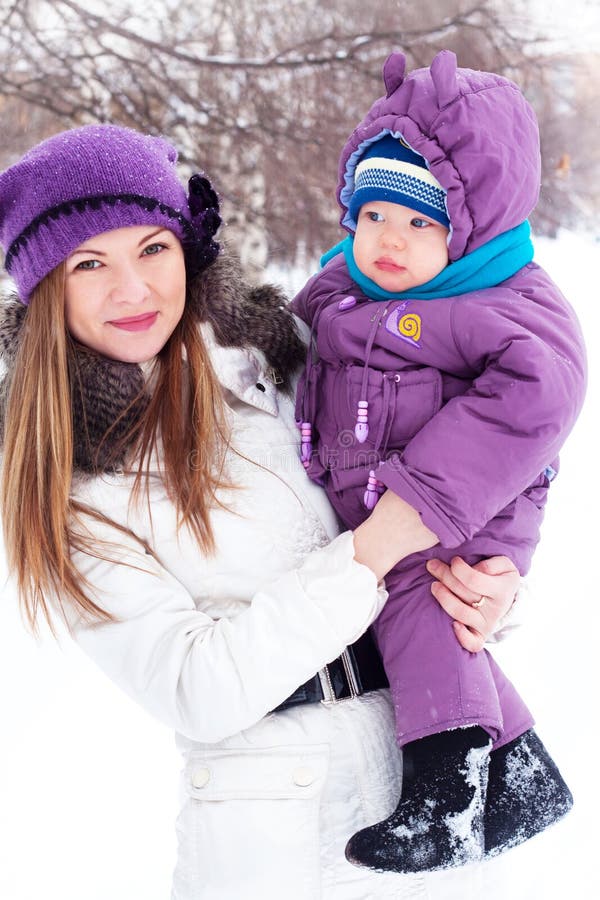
[{"left": 385, "top": 301, "right": 422, "bottom": 349}]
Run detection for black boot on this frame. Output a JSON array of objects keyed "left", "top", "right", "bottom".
[
  {"left": 345, "top": 726, "right": 491, "bottom": 873},
  {"left": 485, "top": 729, "right": 573, "bottom": 857}
]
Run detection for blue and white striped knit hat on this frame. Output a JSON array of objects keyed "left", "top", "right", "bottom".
[{"left": 348, "top": 134, "right": 449, "bottom": 228}]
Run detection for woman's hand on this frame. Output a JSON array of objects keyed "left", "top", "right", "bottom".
[{"left": 426, "top": 555, "right": 520, "bottom": 652}]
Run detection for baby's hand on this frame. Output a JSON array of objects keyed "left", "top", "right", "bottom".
[{"left": 426, "top": 555, "right": 520, "bottom": 652}]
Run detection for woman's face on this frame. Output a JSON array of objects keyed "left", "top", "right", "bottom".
[{"left": 64, "top": 225, "right": 186, "bottom": 363}]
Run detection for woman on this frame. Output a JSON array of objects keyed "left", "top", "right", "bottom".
[{"left": 0, "top": 124, "right": 521, "bottom": 899}]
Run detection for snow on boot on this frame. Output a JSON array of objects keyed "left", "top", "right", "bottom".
[
  {"left": 345, "top": 726, "right": 492, "bottom": 873},
  {"left": 485, "top": 728, "right": 573, "bottom": 857}
]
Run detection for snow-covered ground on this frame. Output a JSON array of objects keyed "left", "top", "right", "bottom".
[{"left": 0, "top": 231, "right": 598, "bottom": 898}]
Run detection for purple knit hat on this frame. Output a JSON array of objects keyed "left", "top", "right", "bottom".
[{"left": 0, "top": 124, "right": 221, "bottom": 302}]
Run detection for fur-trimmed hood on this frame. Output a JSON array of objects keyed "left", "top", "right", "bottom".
[{"left": 0, "top": 249, "right": 305, "bottom": 473}]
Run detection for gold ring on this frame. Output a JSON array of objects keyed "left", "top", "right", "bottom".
[{"left": 472, "top": 594, "right": 489, "bottom": 609}]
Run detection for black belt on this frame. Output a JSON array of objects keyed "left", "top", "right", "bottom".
[{"left": 275, "top": 629, "right": 389, "bottom": 712}]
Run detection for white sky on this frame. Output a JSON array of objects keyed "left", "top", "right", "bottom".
[{"left": 514, "top": 0, "right": 600, "bottom": 52}]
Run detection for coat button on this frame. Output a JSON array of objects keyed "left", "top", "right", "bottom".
[
  {"left": 338, "top": 295, "right": 357, "bottom": 310},
  {"left": 191, "top": 767, "right": 211, "bottom": 788},
  {"left": 292, "top": 766, "right": 315, "bottom": 787}
]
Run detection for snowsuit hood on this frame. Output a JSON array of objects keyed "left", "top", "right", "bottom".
[{"left": 338, "top": 50, "right": 541, "bottom": 260}]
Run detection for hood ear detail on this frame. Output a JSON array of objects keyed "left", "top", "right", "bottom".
[
  {"left": 383, "top": 52, "right": 406, "bottom": 97},
  {"left": 430, "top": 50, "right": 459, "bottom": 107}
]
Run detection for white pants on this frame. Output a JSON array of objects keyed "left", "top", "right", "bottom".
[{"left": 171, "top": 689, "right": 510, "bottom": 900}]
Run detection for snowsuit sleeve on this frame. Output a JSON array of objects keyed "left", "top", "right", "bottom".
[
  {"left": 290, "top": 271, "right": 325, "bottom": 326},
  {"left": 66, "top": 526, "right": 386, "bottom": 744},
  {"left": 376, "top": 265, "right": 587, "bottom": 548}
]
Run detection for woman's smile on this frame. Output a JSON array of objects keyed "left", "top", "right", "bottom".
[{"left": 108, "top": 311, "right": 159, "bottom": 331}]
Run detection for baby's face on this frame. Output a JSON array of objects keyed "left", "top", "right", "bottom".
[{"left": 353, "top": 201, "right": 449, "bottom": 293}]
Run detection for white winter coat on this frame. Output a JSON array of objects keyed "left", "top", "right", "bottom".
[{"left": 66, "top": 329, "right": 501, "bottom": 900}]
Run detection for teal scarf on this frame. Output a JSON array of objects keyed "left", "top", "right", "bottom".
[{"left": 319, "top": 221, "right": 534, "bottom": 301}]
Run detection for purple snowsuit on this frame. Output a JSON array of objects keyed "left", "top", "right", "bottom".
[{"left": 291, "top": 51, "right": 587, "bottom": 749}]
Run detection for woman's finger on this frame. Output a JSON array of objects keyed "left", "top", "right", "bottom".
[
  {"left": 471, "top": 558, "right": 520, "bottom": 601},
  {"left": 471, "top": 555, "right": 518, "bottom": 577},
  {"left": 449, "top": 555, "right": 519, "bottom": 600},
  {"left": 430, "top": 581, "right": 482, "bottom": 629},
  {"left": 428, "top": 555, "right": 521, "bottom": 647},
  {"left": 452, "top": 621, "right": 485, "bottom": 653},
  {"left": 430, "top": 579, "right": 507, "bottom": 642},
  {"left": 426, "top": 558, "right": 480, "bottom": 604}
]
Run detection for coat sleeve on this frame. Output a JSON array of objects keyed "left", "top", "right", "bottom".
[
  {"left": 376, "top": 270, "right": 587, "bottom": 549},
  {"left": 66, "top": 527, "right": 386, "bottom": 744}
]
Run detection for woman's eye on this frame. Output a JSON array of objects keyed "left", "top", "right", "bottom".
[
  {"left": 75, "top": 259, "right": 101, "bottom": 270},
  {"left": 142, "top": 242, "right": 167, "bottom": 256}
]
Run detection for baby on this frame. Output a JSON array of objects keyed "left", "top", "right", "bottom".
[{"left": 292, "top": 50, "right": 585, "bottom": 872}]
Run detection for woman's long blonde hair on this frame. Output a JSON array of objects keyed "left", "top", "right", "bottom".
[{"left": 1, "top": 264, "right": 230, "bottom": 634}]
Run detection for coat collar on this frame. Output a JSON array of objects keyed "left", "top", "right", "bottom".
[{"left": 200, "top": 322, "right": 279, "bottom": 417}]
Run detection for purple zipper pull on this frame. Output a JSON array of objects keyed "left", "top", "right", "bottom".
[
  {"left": 354, "top": 400, "right": 369, "bottom": 443},
  {"left": 363, "top": 470, "right": 385, "bottom": 509},
  {"left": 338, "top": 295, "right": 357, "bottom": 310},
  {"left": 300, "top": 421, "right": 313, "bottom": 468}
]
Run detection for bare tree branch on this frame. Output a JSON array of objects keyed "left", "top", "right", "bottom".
[{"left": 0, "top": 0, "right": 596, "bottom": 268}]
